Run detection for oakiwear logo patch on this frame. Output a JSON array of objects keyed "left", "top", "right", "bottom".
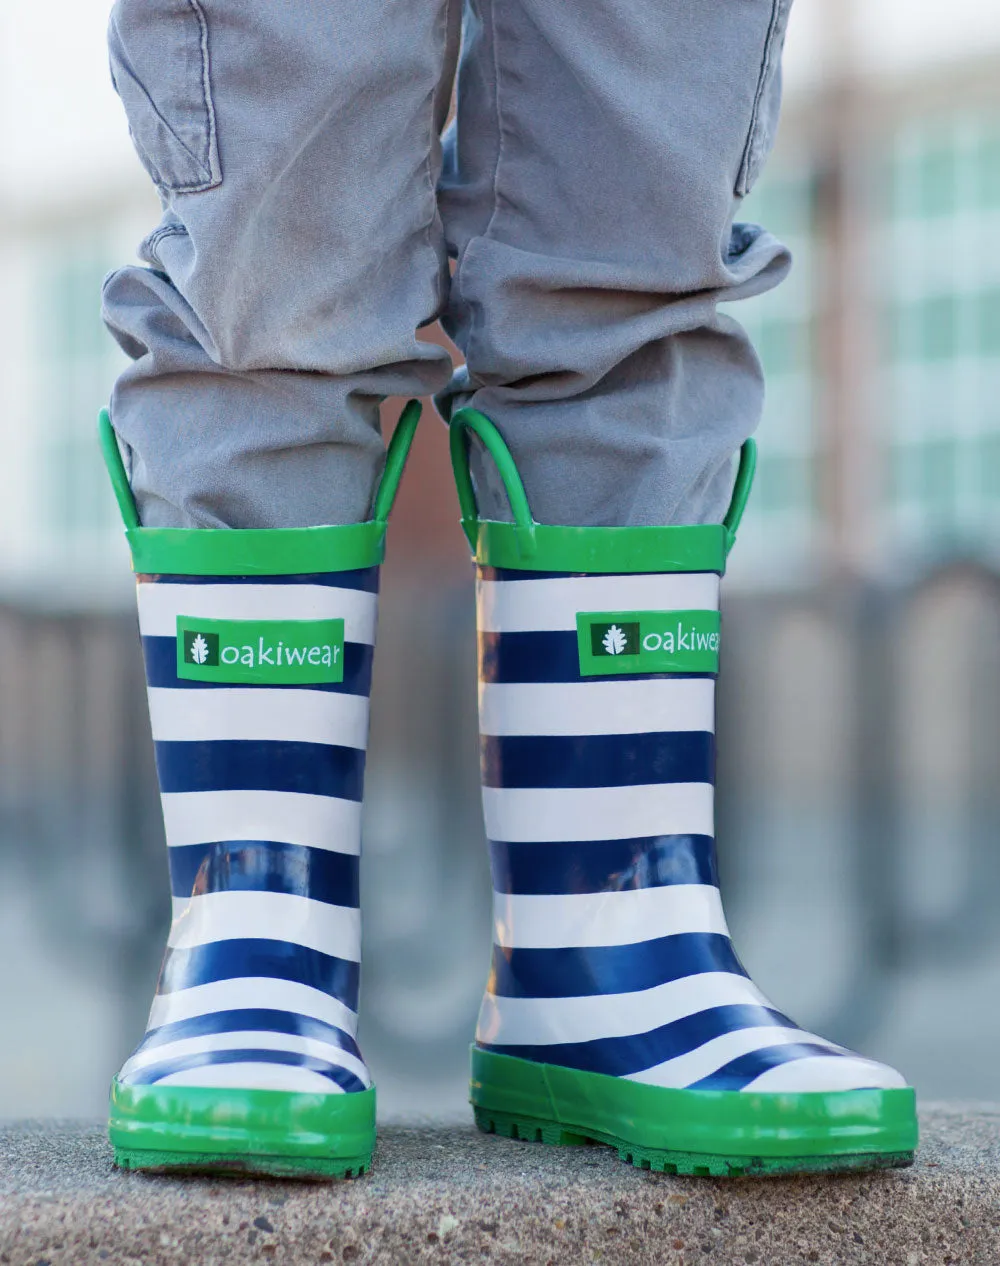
[
  {"left": 577, "top": 610, "right": 720, "bottom": 676},
  {"left": 176, "top": 616, "right": 345, "bottom": 684}
]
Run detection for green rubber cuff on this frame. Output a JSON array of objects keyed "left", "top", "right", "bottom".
[
  {"left": 98, "top": 400, "right": 422, "bottom": 575},
  {"left": 448, "top": 407, "right": 757, "bottom": 574}
]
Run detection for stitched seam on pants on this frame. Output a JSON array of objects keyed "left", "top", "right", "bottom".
[
  {"left": 109, "top": 0, "right": 222, "bottom": 193},
  {"left": 484, "top": 0, "right": 506, "bottom": 243},
  {"left": 422, "top": 0, "right": 454, "bottom": 317},
  {"left": 736, "top": 0, "right": 788, "bottom": 197},
  {"left": 145, "top": 224, "right": 188, "bottom": 248},
  {"left": 189, "top": 0, "right": 221, "bottom": 188},
  {"left": 143, "top": 223, "right": 189, "bottom": 266},
  {"left": 463, "top": 0, "right": 507, "bottom": 377}
]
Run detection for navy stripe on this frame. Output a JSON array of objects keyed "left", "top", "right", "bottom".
[
  {"left": 490, "top": 932, "right": 747, "bottom": 999},
  {"left": 489, "top": 835, "right": 718, "bottom": 896},
  {"left": 154, "top": 740, "right": 366, "bottom": 800},
  {"left": 137, "top": 1008, "right": 361, "bottom": 1059},
  {"left": 124, "top": 1048, "right": 367, "bottom": 1094},
  {"left": 137, "top": 568, "right": 380, "bottom": 593},
  {"left": 479, "top": 631, "right": 714, "bottom": 685},
  {"left": 479, "top": 568, "right": 598, "bottom": 584},
  {"left": 158, "top": 939, "right": 359, "bottom": 1011},
  {"left": 169, "top": 841, "right": 359, "bottom": 906},
  {"left": 481, "top": 1003, "right": 794, "bottom": 1077},
  {"left": 477, "top": 567, "right": 721, "bottom": 583},
  {"left": 482, "top": 732, "right": 714, "bottom": 790},
  {"left": 142, "top": 636, "right": 373, "bottom": 695},
  {"left": 688, "top": 1043, "right": 845, "bottom": 1091}
]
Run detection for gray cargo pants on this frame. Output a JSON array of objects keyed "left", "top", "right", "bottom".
[{"left": 102, "top": 0, "right": 792, "bottom": 529}]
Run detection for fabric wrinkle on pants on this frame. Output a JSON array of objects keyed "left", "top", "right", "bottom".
[
  {"left": 102, "top": 0, "right": 462, "bottom": 529},
  {"left": 102, "top": 0, "right": 793, "bottom": 530}
]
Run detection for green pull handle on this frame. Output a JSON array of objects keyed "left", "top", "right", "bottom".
[
  {"left": 722, "top": 437, "right": 757, "bottom": 555},
  {"left": 99, "top": 399, "right": 423, "bottom": 532},
  {"left": 98, "top": 408, "right": 140, "bottom": 530},
  {"left": 372, "top": 398, "right": 422, "bottom": 524},
  {"left": 449, "top": 407, "right": 537, "bottom": 557},
  {"left": 451, "top": 405, "right": 755, "bottom": 558}
]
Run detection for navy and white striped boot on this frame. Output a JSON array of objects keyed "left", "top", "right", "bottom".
[
  {"left": 99, "top": 402, "right": 421, "bottom": 1178},
  {"left": 450, "top": 408, "right": 918, "bottom": 1177}
]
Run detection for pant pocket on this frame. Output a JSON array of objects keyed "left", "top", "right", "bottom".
[
  {"left": 108, "top": 0, "right": 221, "bottom": 194},
  {"left": 735, "top": 0, "right": 793, "bottom": 198}
]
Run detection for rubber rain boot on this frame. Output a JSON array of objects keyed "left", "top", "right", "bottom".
[
  {"left": 449, "top": 407, "right": 918, "bottom": 1177},
  {"left": 99, "top": 401, "right": 422, "bottom": 1179}
]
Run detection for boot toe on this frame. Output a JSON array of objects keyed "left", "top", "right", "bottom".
[
  {"left": 131, "top": 1062, "right": 352, "bottom": 1094},
  {"left": 739, "top": 1053, "right": 909, "bottom": 1094}
]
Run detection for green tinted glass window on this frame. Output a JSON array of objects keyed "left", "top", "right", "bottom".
[
  {"left": 977, "top": 434, "right": 1000, "bottom": 501},
  {"left": 919, "top": 295, "right": 958, "bottom": 361},
  {"left": 885, "top": 110, "right": 1000, "bottom": 550},
  {"left": 976, "top": 131, "right": 1000, "bottom": 207},
  {"left": 727, "top": 169, "right": 818, "bottom": 565},
  {"left": 916, "top": 145, "right": 957, "bottom": 217},
  {"left": 40, "top": 240, "right": 123, "bottom": 537},
  {"left": 977, "top": 288, "right": 1000, "bottom": 356}
]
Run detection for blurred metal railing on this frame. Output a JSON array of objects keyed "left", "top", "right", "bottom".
[
  {"left": 719, "top": 563, "right": 1000, "bottom": 1049},
  {"left": 0, "top": 600, "right": 165, "bottom": 1050},
  {"left": 0, "top": 561, "right": 997, "bottom": 1081}
]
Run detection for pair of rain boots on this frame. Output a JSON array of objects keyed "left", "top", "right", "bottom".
[{"left": 101, "top": 402, "right": 917, "bottom": 1179}]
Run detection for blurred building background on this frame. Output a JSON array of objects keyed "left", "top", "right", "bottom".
[{"left": 1, "top": 0, "right": 999, "bottom": 1117}]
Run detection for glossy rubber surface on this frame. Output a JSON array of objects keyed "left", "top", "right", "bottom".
[
  {"left": 110, "top": 1080, "right": 376, "bottom": 1179},
  {"left": 117, "top": 563, "right": 379, "bottom": 1098},
  {"left": 110, "top": 549, "right": 382, "bottom": 1154},
  {"left": 99, "top": 419, "right": 424, "bottom": 1181},
  {"left": 460, "top": 408, "right": 916, "bottom": 1175},
  {"left": 471, "top": 1048, "right": 917, "bottom": 1176},
  {"left": 474, "top": 561, "right": 908, "bottom": 1097}
]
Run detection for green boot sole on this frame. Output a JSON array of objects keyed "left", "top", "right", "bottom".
[
  {"left": 109, "top": 1080, "right": 376, "bottom": 1180},
  {"left": 471, "top": 1048, "right": 917, "bottom": 1177}
]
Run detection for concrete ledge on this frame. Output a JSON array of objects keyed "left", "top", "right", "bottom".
[{"left": 1, "top": 1108, "right": 998, "bottom": 1264}]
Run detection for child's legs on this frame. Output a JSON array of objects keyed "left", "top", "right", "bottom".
[
  {"left": 439, "top": 0, "right": 793, "bottom": 527},
  {"left": 103, "top": 0, "right": 461, "bottom": 528}
]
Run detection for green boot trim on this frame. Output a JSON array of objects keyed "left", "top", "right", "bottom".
[
  {"left": 448, "top": 406, "right": 756, "bottom": 573},
  {"left": 109, "top": 1080, "right": 376, "bottom": 1180},
  {"left": 98, "top": 399, "right": 422, "bottom": 575},
  {"left": 470, "top": 1048, "right": 917, "bottom": 1178}
]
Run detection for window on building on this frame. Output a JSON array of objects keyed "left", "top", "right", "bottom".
[
  {"left": 38, "top": 234, "right": 125, "bottom": 553},
  {"left": 884, "top": 111, "right": 1000, "bottom": 554},
  {"left": 726, "top": 168, "right": 819, "bottom": 578}
]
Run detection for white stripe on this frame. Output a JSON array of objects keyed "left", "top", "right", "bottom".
[
  {"left": 167, "top": 891, "right": 360, "bottom": 962},
  {"left": 739, "top": 1055, "right": 908, "bottom": 1094},
  {"left": 625, "top": 1026, "right": 842, "bottom": 1090},
  {"left": 482, "top": 782, "right": 713, "bottom": 843},
  {"left": 162, "top": 790, "right": 361, "bottom": 854},
  {"left": 171, "top": 896, "right": 191, "bottom": 921},
  {"left": 153, "top": 1063, "right": 343, "bottom": 1093},
  {"left": 476, "top": 971, "right": 770, "bottom": 1047},
  {"left": 122, "top": 1032, "right": 370, "bottom": 1086},
  {"left": 148, "top": 687, "right": 369, "bottom": 748},
  {"left": 493, "top": 884, "right": 728, "bottom": 950},
  {"left": 147, "top": 977, "right": 358, "bottom": 1036},
  {"left": 477, "top": 574, "right": 719, "bottom": 633},
  {"left": 479, "top": 679, "right": 716, "bottom": 738},
  {"left": 138, "top": 583, "right": 377, "bottom": 643}
]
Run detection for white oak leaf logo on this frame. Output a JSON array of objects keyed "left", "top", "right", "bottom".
[
  {"left": 189, "top": 633, "right": 211, "bottom": 665},
  {"left": 602, "top": 624, "right": 628, "bottom": 656}
]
